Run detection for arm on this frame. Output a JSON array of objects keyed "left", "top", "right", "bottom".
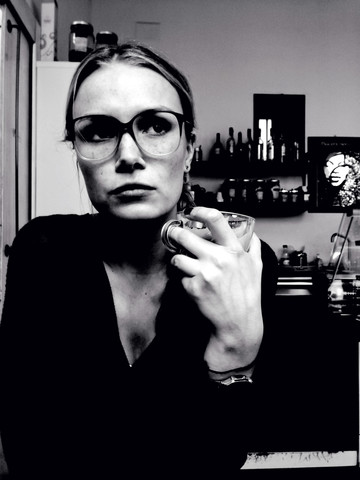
[
  {"left": 168, "top": 207, "right": 278, "bottom": 377},
  {"left": 0, "top": 217, "right": 76, "bottom": 478}
]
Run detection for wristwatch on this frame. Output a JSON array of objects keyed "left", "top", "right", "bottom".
[{"left": 214, "top": 374, "right": 253, "bottom": 387}]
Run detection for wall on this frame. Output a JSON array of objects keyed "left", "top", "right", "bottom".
[{"left": 51, "top": 0, "right": 360, "bottom": 261}]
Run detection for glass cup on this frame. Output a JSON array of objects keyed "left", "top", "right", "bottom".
[{"left": 161, "top": 210, "right": 255, "bottom": 255}]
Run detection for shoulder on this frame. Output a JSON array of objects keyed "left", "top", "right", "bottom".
[
  {"left": 16, "top": 213, "right": 92, "bottom": 239},
  {"left": 260, "top": 239, "right": 279, "bottom": 296},
  {"left": 10, "top": 214, "right": 94, "bottom": 257},
  {"left": 260, "top": 239, "right": 278, "bottom": 268}
]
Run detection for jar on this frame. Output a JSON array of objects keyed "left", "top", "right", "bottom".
[
  {"left": 268, "top": 178, "right": 280, "bottom": 202},
  {"left": 95, "top": 31, "right": 118, "bottom": 49},
  {"left": 222, "top": 178, "right": 237, "bottom": 205},
  {"left": 69, "top": 21, "right": 94, "bottom": 62},
  {"left": 280, "top": 188, "right": 289, "bottom": 203},
  {"left": 240, "top": 178, "right": 251, "bottom": 205},
  {"left": 254, "top": 179, "right": 265, "bottom": 203},
  {"left": 289, "top": 188, "right": 299, "bottom": 203}
]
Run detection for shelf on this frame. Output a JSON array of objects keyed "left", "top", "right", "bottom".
[
  {"left": 195, "top": 196, "right": 308, "bottom": 217},
  {"left": 191, "top": 159, "right": 307, "bottom": 179},
  {"left": 226, "top": 202, "right": 307, "bottom": 217}
]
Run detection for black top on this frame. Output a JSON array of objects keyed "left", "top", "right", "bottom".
[{"left": 0, "top": 214, "right": 278, "bottom": 479}]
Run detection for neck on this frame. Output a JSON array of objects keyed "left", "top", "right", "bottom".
[{"left": 95, "top": 213, "right": 173, "bottom": 273}]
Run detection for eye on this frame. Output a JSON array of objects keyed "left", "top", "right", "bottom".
[
  {"left": 75, "top": 116, "right": 119, "bottom": 143},
  {"left": 136, "top": 113, "right": 175, "bottom": 137}
]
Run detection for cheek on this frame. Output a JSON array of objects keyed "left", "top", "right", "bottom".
[
  {"left": 79, "top": 163, "right": 106, "bottom": 198},
  {"left": 163, "top": 153, "right": 186, "bottom": 188}
]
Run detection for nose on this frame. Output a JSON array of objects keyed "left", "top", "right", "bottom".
[{"left": 114, "top": 132, "right": 146, "bottom": 172}]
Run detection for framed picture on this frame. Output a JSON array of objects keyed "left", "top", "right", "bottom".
[{"left": 307, "top": 136, "right": 360, "bottom": 212}]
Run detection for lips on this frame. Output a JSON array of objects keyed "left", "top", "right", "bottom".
[{"left": 109, "top": 183, "right": 155, "bottom": 196}]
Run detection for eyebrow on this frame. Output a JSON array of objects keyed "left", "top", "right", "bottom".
[{"left": 73, "top": 108, "right": 184, "bottom": 123}]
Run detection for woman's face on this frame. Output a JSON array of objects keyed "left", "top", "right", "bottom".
[
  {"left": 72, "top": 62, "right": 193, "bottom": 220},
  {"left": 324, "top": 153, "right": 350, "bottom": 187}
]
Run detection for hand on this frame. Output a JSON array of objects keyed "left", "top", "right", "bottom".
[{"left": 169, "top": 207, "right": 263, "bottom": 372}]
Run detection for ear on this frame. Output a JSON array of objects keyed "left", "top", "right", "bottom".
[{"left": 184, "top": 142, "right": 194, "bottom": 172}]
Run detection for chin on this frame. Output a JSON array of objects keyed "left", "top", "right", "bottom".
[{"left": 104, "top": 203, "right": 173, "bottom": 222}]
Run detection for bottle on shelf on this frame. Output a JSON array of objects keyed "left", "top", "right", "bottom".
[
  {"left": 267, "top": 128, "right": 275, "bottom": 161},
  {"left": 314, "top": 253, "right": 324, "bottom": 270},
  {"left": 209, "top": 132, "right": 225, "bottom": 164},
  {"left": 279, "top": 132, "right": 287, "bottom": 164},
  {"left": 256, "top": 128, "right": 264, "bottom": 162},
  {"left": 225, "top": 127, "right": 236, "bottom": 177},
  {"left": 245, "top": 128, "right": 253, "bottom": 164},
  {"left": 292, "top": 138, "right": 300, "bottom": 163},
  {"left": 192, "top": 145, "right": 203, "bottom": 163},
  {"left": 225, "top": 127, "right": 236, "bottom": 160},
  {"left": 279, "top": 244, "right": 291, "bottom": 266},
  {"left": 235, "top": 131, "right": 244, "bottom": 163}
]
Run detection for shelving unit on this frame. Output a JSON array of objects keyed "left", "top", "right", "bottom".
[{"left": 190, "top": 155, "right": 309, "bottom": 217}]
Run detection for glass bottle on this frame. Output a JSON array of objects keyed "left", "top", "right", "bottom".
[
  {"left": 193, "top": 145, "right": 203, "bottom": 163},
  {"left": 226, "top": 127, "right": 236, "bottom": 160},
  {"left": 292, "top": 139, "right": 300, "bottom": 163},
  {"left": 267, "top": 128, "right": 275, "bottom": 161},
  {"left": 314, "top": 253, "right": 324, "bottom": 270},
  {"left": 209, "top": 132, "right": 225, "bottom": 163},
  {"left": 279, "top": 244, "right": 291, "bottom": 266},
  {"left": 235, "top": 131, "right": 244, "bottom": 163},
  {"left": 245, "top": 128, "right": 253, "bottom": 163},
  {"left": 279, "top": 133, "right": 286, "bottom": 164},
  {"left": 256, "top": 128, "right": 264, "bottom": 162}
]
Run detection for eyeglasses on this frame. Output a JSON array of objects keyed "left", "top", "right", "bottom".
[{"left": 72, "top": 109, "right": 190, "bottom": 161}]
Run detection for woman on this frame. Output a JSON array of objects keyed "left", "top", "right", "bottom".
[
  {"left": 0, "top": 42, "right": 277, "bottom": 478},
  {"left": 323, "top": 151, "right": 360, "bottom": 207}
]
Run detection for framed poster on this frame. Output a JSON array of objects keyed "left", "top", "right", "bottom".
[{"left": 308, "top": 136, "right": 360, "bottom": 212}]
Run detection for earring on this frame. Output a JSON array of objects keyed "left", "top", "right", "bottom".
[
  {"left": 178, "top": 164, "right": 195, "bottom": 211},
  {"left": 183, "top": 164, "right": 190, "bottom": 183}
]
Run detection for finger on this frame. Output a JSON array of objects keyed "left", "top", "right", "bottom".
[
  {"left": 171, "top": 252, "right": 200, "bottom": 277},
  {"left": 247, "top": 233, "right": 262, "bottom": 259},
  {"left": 169, "top": 225, "right": 218, "bottom": 259},
  {"left": 185, "top": 207, "right": 250, "bottom": 251}
]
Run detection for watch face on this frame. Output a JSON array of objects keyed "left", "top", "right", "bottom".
[{"left": 220, "top": 375, "right": 253, "bottom": 386}]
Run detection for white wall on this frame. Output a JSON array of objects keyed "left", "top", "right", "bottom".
[{"left": 52, "top": 0, "right": 360, "bottom": 261}]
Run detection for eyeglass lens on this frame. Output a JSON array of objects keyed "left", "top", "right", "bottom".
[{"left": 74, "top": 111, "right": 183, "bottom": 160}]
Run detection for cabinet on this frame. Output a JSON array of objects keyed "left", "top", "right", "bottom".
[{"left": 34, "top": 61, "right": 92, "bottom": 217}]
